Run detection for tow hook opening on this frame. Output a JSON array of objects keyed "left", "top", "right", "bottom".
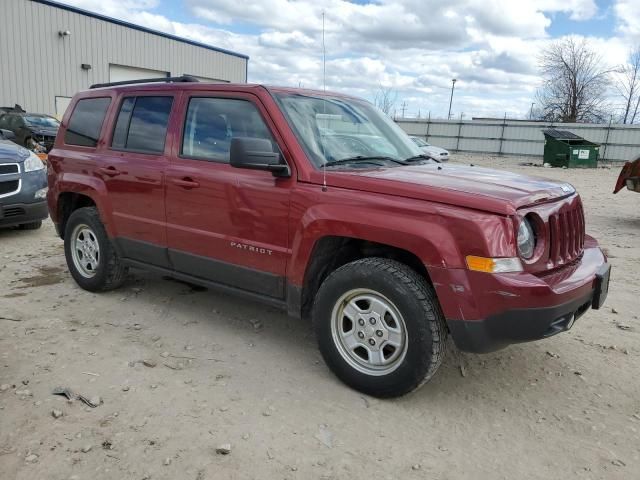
[{"left": 543, "top": 300, "right": 591, "bottom": 337}]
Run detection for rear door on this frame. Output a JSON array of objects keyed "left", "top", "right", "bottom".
[
  {"left": 99, "top": 93, "right": 176, "bottom": 267},
  {"left": 165, "top": 92, "right": 292, "bottom": 299}
]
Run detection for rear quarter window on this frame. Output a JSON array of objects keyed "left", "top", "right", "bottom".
[{"left": 64, "top": 97, "right": 111, "bottom": 147}]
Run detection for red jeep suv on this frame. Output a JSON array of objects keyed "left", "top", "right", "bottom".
[{"left": 47, "top": 77, "right": 610, "bottom": 397}]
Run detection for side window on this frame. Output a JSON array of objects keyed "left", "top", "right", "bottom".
[
  {"left": 111, "top": 96, "right": 173, "bottom": 154},
  {"left": 4, "top": 115, "right": 21, "bottom": 130},
  {"left": 111, "top": 97, "right": 135, "bottom": 149},
  {"left": 64, "top": 98, "right": 111, "bottom": 147},
  {"left": 181, "top": 97, "right": 276, "bottom": 162}
]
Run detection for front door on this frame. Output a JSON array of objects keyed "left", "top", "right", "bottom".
[{"left": 165, "top": 93, "right": 292, "bottom": 298}]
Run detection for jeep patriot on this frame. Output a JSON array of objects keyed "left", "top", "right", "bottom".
[{"left": 47, "top": 77, "right": 610, "bottom": 397}]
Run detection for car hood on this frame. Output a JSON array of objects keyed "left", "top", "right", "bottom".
[
  {"left": 422, "top": 145, "right": 448, "bottom": 155},
  {"left": 325, "top": 163, "right": 575, "bottom": 215},
  {"left": 29, "top": 127, "right": 59, "bottom": 136},
  {"left": 0, "top": 140, "right": 29, "bottom": 162}
]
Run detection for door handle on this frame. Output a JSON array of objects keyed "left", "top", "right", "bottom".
[
  {"left": 98, "top": 166, "right": 122, "bottom": 177},
  {"left": 172, "top": 177, "right": 200, "bottom": 189}
]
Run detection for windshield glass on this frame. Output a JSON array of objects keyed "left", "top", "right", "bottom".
[
  {"left": 274, "top": 92, "right": 424, "bottom": 168},
  {"left": 411, "top": 137, "right": 428, "bottom": 147},
  {"left": 24, "top": 116, "right": 59, "bottom": 129}
]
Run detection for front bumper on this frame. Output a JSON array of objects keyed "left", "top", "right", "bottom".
[
  {"left": 430, "top": 238, "right": 610, "bottom": 353},
  {"left": 0, "top": 200, "right": 48, "bottom": 228},
  {"left": 0, "top": 167, "right": 48, "bottom": 228}
]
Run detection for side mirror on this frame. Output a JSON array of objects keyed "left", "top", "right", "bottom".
[
  {"left": 0, "top": 129, "right": 16, "bottom": 141},
  {"left": 230, "top": 137, "right": 290, "bottom": 177}
]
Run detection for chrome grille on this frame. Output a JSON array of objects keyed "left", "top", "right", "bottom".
[
  {"left": 0, "top": 164, "right": 19, "bottom": 175},
  {"left": 0, "top": 180, "right": 19, "bottom": 196},
  {"left": 548, "top": 202, "right": 585, "bottom": 267}
]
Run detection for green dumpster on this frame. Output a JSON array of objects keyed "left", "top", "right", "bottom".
[{"left": 542, "top": 129, "right": 599, "bottom": 168}]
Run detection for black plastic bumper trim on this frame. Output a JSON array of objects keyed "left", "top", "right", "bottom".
[
  {"left": 0, "top": 201, "right": 48, "bottom": 228},
  {"left": 447, "top": 288, "right": 599, "bottom": 354}
]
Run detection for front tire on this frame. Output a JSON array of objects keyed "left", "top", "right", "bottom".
[
  {"left": 312, "top": 258, "right": 446, "bottom": 398},
  {"left": 64, "top": 207, "right": 127, "bottom": 292}
]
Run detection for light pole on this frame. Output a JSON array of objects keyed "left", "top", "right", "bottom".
[
  {"left": 400, "top": 101, "right": 408, "bottom": 118},
  {"left": 529, "top": 102, "right": 535, "bottom": 120},
  {"left": 447, "top": 78, "right": 457, "bottom": 120}
]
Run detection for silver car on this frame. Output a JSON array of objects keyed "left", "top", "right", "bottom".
[{"left": 409, "top": 136, "right": 449, "bottom": 162}]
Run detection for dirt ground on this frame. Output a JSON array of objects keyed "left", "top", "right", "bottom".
[{"left": 1, "top": 154, "right": 639, "bottom": 480}]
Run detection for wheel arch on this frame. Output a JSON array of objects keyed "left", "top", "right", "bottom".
[
  {"left": 57, "top": 191, "right": 102, "bottom": 239},
  {"left": 290, "top": 233, "right": 443, "bottom": 321}
]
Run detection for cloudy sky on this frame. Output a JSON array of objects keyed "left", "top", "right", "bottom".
[{"left": 57, "top": 0, "right": 639, "bottom": 119}]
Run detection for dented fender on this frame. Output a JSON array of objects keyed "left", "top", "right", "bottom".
[{"left": 287, "top": 185, "right": 516, "bottom": 287}]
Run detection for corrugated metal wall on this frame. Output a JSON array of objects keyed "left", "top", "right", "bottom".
[
  {"left": 0, "top": 0, "right": 248, "bottom": 116},
  {"left": 397, "top": 117, "right": 640, "bottom": 162}
]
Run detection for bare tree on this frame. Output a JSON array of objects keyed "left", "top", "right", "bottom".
[
  {"left": 527, "top": 104, "right": 545, "bottom": 121},
  {"left": 536, "top": 38, "right": 612, "bottom": 123},
  {"left": 614, "top": 47, "right": 640, "bottom": 124},
  {"left": 373, "top": 85, "right": 398, "bottom": 116}
]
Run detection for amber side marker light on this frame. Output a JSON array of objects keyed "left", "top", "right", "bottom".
[{"left": 466, "top": 256, "right": 523, "bottom": 273}]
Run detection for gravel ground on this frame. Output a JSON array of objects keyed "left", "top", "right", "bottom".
[{"left": 1, "top": 154, "right": 639, "bottom": 480}]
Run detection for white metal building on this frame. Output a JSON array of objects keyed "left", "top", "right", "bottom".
[{"left": 0, "top": 0, "right": 249, "bottom": 118}]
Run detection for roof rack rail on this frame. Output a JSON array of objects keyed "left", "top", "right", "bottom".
[{"left": 90, "top": 75, "right": 200, "bottom": 89}]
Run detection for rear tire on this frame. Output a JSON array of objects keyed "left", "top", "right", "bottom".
[
  {"left": 18, "top": 221, "right": 42, "bottom": 230},
  {"left": 312, "top": 257, "right": 447, "bottom": 398},
  {"left": 64, "top": 207, "right": 127, "bottom": 292}
]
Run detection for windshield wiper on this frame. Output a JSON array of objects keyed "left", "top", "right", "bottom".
[
  {"left": 324, "top": 155, "right": 408, "bottom": 167},
  {"left": 404, "top": 154, "right": 439, "bottom": 163}
]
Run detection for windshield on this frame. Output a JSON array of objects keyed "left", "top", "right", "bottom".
[
  {"left": 24, "top": 116, "right": 59, "bottom": 129},
  {"left": 411, "top": 137, "right": 428, "bottom": 147},
  {"left": 274, "top": 92, "right": 424, "bottom": 168}
]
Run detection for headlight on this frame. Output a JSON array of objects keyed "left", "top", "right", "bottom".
[
  {"left": 517, "top": 218, "right": 535, "bottom": 259},
  {"left": 23, "top": 151, "right": 45, "bottom": 172},
  {"left": 466, "top": 256, "right": 523, "bottom": 273}
]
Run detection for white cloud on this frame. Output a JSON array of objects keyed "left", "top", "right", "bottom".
[
  {"left": 536, "top": 0, "right": 598, "bottom": 21},
  {"left": 59, "top": 0, "right": 160, "bottom": 17},
  {"left": 614, "top": 0, "right": 640, "bottom": 40},
  {"left": 258, "top": 31, "right": 317, "bottom": 50},
  {"left": 54, "top": 0, "right": 626, "bottom": 119}
]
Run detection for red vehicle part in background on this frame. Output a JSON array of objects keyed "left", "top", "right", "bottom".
[{"left": 613, "top": 157, "right": 640, "bottom": 193}]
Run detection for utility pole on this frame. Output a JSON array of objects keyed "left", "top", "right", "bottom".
[
  {"left": 447, "top": 78, "right": 457, "bottom": 120},
  {"left": 400, "top": 101, "right": 408, "bottom": 118},
  {"left": 529, "top": 102, "right": 535, "bottom": 120}
]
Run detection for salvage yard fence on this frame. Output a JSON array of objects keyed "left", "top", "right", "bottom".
[{"left": 396, "top": 116, "right": 640, "bottom": 163}]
